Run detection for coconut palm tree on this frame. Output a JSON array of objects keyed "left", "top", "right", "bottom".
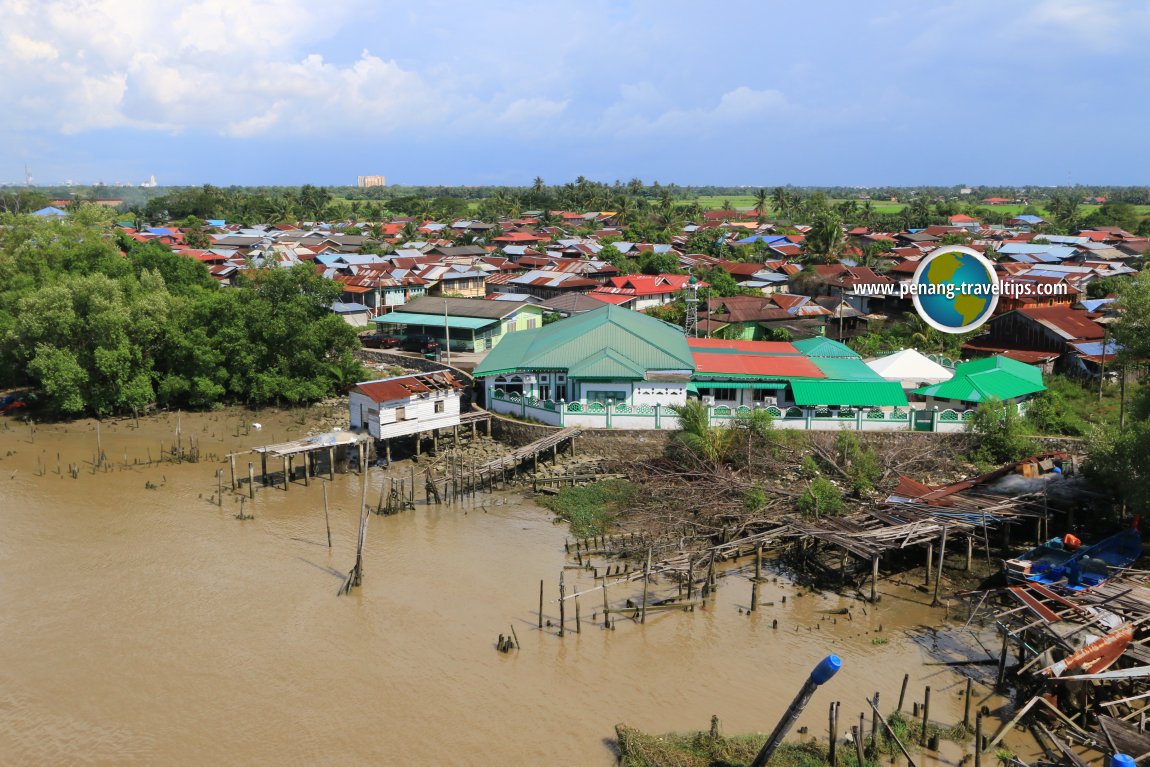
[{"left": 753, "top": 188, "right": 770, "bottom": 223}]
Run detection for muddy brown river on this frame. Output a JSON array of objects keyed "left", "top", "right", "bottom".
[{"left": 0, "top": 410, "right": 1024, "bottom": 765}]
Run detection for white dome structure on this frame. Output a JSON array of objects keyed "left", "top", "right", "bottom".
[{"left": 866, "top": 349, "right": 955, "bottom": 389}]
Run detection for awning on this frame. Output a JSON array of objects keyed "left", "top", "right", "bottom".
[
  {"left": 790, "top": 380, "right": 908, "bottom": 407},
  {"left": 372, "top": 311, "right": 497, "bottom": 331},
  {"left": 694, "top": 381, "right": 788, "bottom": 390}
]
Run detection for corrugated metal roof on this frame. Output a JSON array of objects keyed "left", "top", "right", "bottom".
[
  {"left": 912, "top": 355, "right": 1045, "bottom": 402},
  {"left": 792, "top": 337, "right": 861, "bottom": 358},
  {"left": 373, "top": 311, "right": 495, "bottom": 330},
  {"left": 474, "top": 306, "right": 694, "bottom": 378},
  {"left": 693, "top": 352, "right": 823, "bottom": 378},
  {"left": 811, "top": 357, "right": 887, "bottom": 381},
  {"left": 790, "top": 380, "right": 908, "bottom": 407}
]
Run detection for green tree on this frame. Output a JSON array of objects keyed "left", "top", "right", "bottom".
[{"left": 968, "top": 398, "right": 1031, "bottom": 465}]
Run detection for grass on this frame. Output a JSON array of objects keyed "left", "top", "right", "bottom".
[
  {"left": 539, "top": 478, "right": 638, "bottom": 538},
  {"left": 1026, "top": 373, "right": 1139, "bottom": 436},
  {"left": 616, "top": 712, "right": 969, "bottom": 767}
]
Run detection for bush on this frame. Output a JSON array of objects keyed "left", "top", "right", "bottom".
[
  {"left": 968, "top": 398, "right": 1032, "bottom": 465},
  {"left": 797, "top": 476, "right": 844, "bottom": 517},
  {"left": 540, "top": 479, "right": 637, "bottom": 538}
]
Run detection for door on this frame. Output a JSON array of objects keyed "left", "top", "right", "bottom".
[{"left": 914, "top": 409, "right": 934, "bottom": 432}]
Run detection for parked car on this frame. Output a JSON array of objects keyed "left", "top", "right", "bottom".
[
  {"left": 360, "top": 334, "right": 401, "bottom": 349},
  {"left": 401, "top": 335, "right": 441, "bottom": 354}
]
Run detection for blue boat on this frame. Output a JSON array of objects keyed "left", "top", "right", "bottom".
[
  {"left": 1003, "top": 537, "right": 1077, "bottom": 584},
  {"left": 1025, "top": 527, "right": 1142, "bottom": 591}
]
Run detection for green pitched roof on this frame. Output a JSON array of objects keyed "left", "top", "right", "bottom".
[
  {"left": 810, "top": 357, "right": 886, "bottom": 382},
  {"left": 912, "top": 355, "right": 1045, "bottom": 403},
  {"left": 792, "top": 337, "right": 861, "bottom": 358},
  {"left": 791, "top": 380, "right": 909, "bottom": 407},
  {"left": 474, "top": 305, "right": 694, "bottom": 379}
]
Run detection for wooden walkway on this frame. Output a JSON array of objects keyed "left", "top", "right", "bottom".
[{"left": 475, "top": 426, "right": 581, "bottom": 476}]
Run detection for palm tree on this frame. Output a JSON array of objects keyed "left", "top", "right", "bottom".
[
  {"left": 805, "top": 212, "right": 846, "bottom": 264},
  {"left": 670, "top": 400, "right": 734, "bottom": 464},
  {"left": 753, "top": 188, "right": 770, "bottom": 223}
]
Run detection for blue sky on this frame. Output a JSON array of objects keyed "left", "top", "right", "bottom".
[{"left": 2, "top": 0, "right": 1147, "bottom": 187}]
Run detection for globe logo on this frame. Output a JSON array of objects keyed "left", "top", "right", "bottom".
[{"left": 911, "top": 245, "right": 999, "bottom": 334}]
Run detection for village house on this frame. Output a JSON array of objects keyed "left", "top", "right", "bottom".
[
  {"left": 588, "top": 274, "right": 705, "bottom": 311},
  {"left": 913, "top": 356, "right": 1045, "bottom": 413},
  {"left": 700, "top": 294, "right": 832, "bottom": 340},
  {"left": 373, "top": 295, "right": 544, "bottom": 353},
  {"left": 348, "top": 372, "right": 467, "bottom": 440},
  {"left": 475, "top": 305, "right": 695, "bottom": 413}
]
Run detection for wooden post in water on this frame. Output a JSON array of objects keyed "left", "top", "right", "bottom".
[
  {"left": 963, "top": 677, "right": 973, "bottom": 730},
  {"left": 966, "top": 534, "right": 974, "bottom": 571},
  {"left": 261, "top": 452, "right": 268, "bottom": 486},
  {"left": 921, "top": 686, "right": 931, "bottom": 744},
  {"left": 870, "top": 554, "right": 879, "bottom": 603},
  {"left": 829, "top": 702, "right": 838, "bottom": 766},
  {"left": 602, "top": 578, "right": 610, "bottom": 629},
  {"left": 323, "top": 482, "right": 332, "bottom": 549},
  {"left": 328, "top": 446, "right": 335, "bottom": 480},
  {"left": 248, "top": 462, "right": 255, "bottom": 499},
  {"left": 898, "top": 673, "right": 909, "bottom": 712},
  {"left": 932, "top": 527, "right": 948, "bottom": 607},
  {"left": 558, "top": 572, "right": 566, "bottom": 638},
  {"left": 640, "top": 546, "right": 652, "bottom": 624},
  {"left": 217, "top": 469, "right": 223, "bottom": 506},
  {"left": 871, "top": 692, "right": 880, "bottom": 747},
  {"left": 575, "top": 594, "right": 581, "bottom": 634},
  {"left": 924, "top": 541, "right": 933, "bottom": 587},
  {"left": 852, "top": 726, "right": 865, "bottom": 767},
  {"left": 229, "top": 454, "right": 237, "bottom": 490},
  {"left": 996, "top": 628, "right": 1010, "bottom": 690},
  {"left": 538, "top": 579, "right": 544, "bottom": 629},
  {"left": 974, "top": 712, "right": 982, "bottom": 767},
  {"left": 283, "top": 455, "right": 290, "bottom": 490},
  {"left": 303, "top": 453, "right": 309, "bottom": 486}
]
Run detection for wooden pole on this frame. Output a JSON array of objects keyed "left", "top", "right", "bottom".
[
  {"left": 303, "top": 453, "right": 309, "bottom": 486},
  {"left": 925, "top": 542, "right": 933, "bottom": 587},
  {"left": 966, "top": 534, "right": 973, "bottom": 571},
  {"left": 602, "top": 578, "right": 610, "bottom": 629},
  {"left": 964, "top": 677, "right": 973, "bottom": 730},
  {"left": 975, "top": 712, "right": 983, "bottom": 767},
  {"left": 853, "top": 726, "right": 865, "bottom": 767},
  {"left": 248, "top": 462, "right": 255, "bottom": 499},
  {"left": 559, "top": 572, "right": 566, "bottom": 637},
  {"left": 328, "top": 446, "right": 335, "bottom": 480},
  {"left": 829, "top": 702, "right": 838, "bottom": 766},
  {"left": 283, "top": 455, "right": 290, "bottom": 490},
  {"left": 921, "top": 685, "right": 931, "bottom": 743},
  {"left": 932, "top": 527, "right": 948, "bottom": 607},
  {"left": 898, "top": 673, "right": 910, "bottom": 712},
  {"left": 870, "top": 554, "right": 879, "bottom": 603},
  {"left": 640, "top": 546, "right": 652, "bottom": 624},
  {"left": 871, "top": 692, "right": 880, "bottom": 746},
  {"left": 575, "top": 594, "right": 581, "bottom": 634},
  {"left": 323, "top": 482, "right": 332, "bottom": 549},
  {"left": 217, "top": 469, "right": 223, "bottom": 506},
  {"left": 996, "top": 629, "right": 1010, "bottom": 690},
  {"left": 538, "top": 579, "right": 544, "bottom": 629},
  {"left": 229, "top": 454, "right": 236, "bottom": 490}
]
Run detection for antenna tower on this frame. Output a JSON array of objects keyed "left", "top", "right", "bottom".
[{"left": 684, "top": 275, "right": 700, "bottom": 338}]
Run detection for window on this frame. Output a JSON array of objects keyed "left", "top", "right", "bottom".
[
  {"left": 587, "top": 390, "right": 627, "bottom": 404},
  {"left": 434, "top": 400, "right": 445, "bottom": 414},
  {"left": 396, "top": 406, "right": 407, "bottom": 421},
  {"left": 526, "top": 318, "right": 537, "bottom": 329}
]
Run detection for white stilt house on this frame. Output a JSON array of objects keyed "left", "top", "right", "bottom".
[{"left": 349, "top": 372, "right": 467, "bottom": 439}]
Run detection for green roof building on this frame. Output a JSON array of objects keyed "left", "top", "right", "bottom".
[
  {"left": 912, "top": 356, "right": 1045, "bottom": 410},
  {"left": 476, "top": 305, "right": 695, "bottom": 408}
]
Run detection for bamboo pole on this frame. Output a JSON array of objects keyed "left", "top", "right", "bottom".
[
  {"left": 640, "top": 546, "right": 652, "bottom": 624},
  {"left": 559, "top": 572, "right": 566, "bottom": 637}
]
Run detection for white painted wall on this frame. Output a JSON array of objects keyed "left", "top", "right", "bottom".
[{"left": 350, "top": 389, "right": 462, "bottom": 439}]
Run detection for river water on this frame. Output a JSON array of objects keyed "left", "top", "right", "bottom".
[{"left": 0, "top": 410, "right": 1016, "bottom": 766}]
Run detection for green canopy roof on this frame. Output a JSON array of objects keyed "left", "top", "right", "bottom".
[
  {"left": 912, "top": 356, "right": 1045, "bottom": 403},
  {"left": 474, "top": 305, "right": 694, "bottom": 379},
  {"left": 790, "top": 380, "right": 908, "bottom": 407}
]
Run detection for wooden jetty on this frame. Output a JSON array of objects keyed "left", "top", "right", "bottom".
[
  {"left": 474, "top": 426, "right": 580, "bottom": 480},
  {"left": 230, "top": 430, "right": 370, "bottom": 491}
]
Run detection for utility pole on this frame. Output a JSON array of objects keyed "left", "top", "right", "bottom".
[{"left": 443, "top": 297, "right": 452, "bottom": 366}]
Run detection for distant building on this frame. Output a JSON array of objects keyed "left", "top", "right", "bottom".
[
  {"left": 349, "top": 372, "right": 466, "bottom": 440},
  {"left": 357, "top": 175, "right": 387, "bottom": 188}
]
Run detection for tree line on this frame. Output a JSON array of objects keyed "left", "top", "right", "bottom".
[{"left": 0, "top": 210, "right": 364, "bottom": 417}]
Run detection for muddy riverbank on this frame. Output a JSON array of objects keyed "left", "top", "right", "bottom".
[{"left": 0, "top": 408, "right": 1028, "bottom": 766}]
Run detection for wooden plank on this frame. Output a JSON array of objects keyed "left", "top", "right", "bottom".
[
  {"left": 1009, "top": 586, "right": 1062, "bottom": 624},
  {"left": 1098, "top": 715, "right": 1150, "bottom": 760}
]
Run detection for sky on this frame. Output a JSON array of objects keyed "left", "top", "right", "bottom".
[{"left": 2, "top": 0, "right": 1148, "bottom": 187}]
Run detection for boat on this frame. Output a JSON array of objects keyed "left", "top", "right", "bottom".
[
  {"left": 1041, "top": 623, "right": 1134, "bottom": 678},
  {"left": 1025, "top": 527, "right": 1142, "bottom": 591},
  {"left": 1004, "top": 537, "right": 1079, "bottom": 584}
]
